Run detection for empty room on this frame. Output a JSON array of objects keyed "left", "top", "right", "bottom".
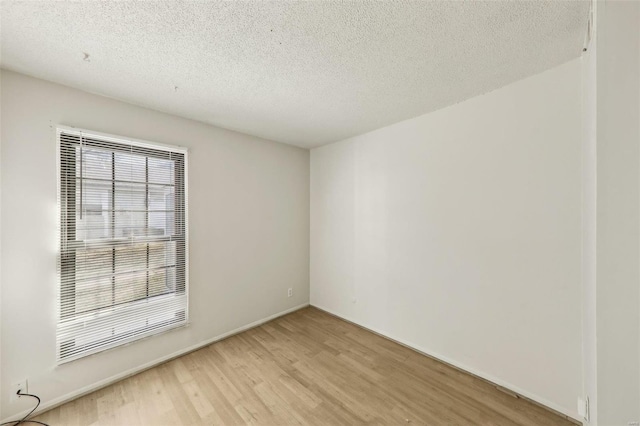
[{"left": 1, "top": 0, "right": 639, "bottom": 425}]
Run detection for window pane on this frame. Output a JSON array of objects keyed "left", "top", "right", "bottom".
[
  {"left": 149, "top": 185, "right": 174, "bottom": 211},
  {"left": 149, "top": 211, "right": 174, "bottom": 236},
  {"left": 78, "top": 179, "right": 111, "bottom": 208},
  {"left": 76, "top": 248, "right": 112, "bottom": 280},
  {"left": 149, "top": 241, "right": 176, "bottom": 269},
  {"left": 148, "top": 158, "right": 174, "bottom": 185},
  {"left": 114, "top": 211, "right": 146, "bottom": 237},
  {"left": 114, "top": 182, "right": 146, "bottom": 211},
  {"left": 115, "top": 271, "right": 147, "bottom": 304},
  {"left": 77, "top": 147, "right": 112, "bottom": 180},
  {"left": 75, "top": 277, "right": 112, "bottom": 314},
  {"left": 115, "top": 244, "right": 147, "bottom": 273},
  {"left": 114, "top": 152, "right": 146, "bottom": 182},
  {"left": 149, "top": 268, "right": 172, "bottom": 296},
  {"left": 165, "top": 267, "right": 177, "bottom": 293},
  {"left": 76, "top": 179, "right": 111, "bottom": 240}
]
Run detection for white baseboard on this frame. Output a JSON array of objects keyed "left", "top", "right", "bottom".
[
  {"left": 311, "top": 303, "right": 581, "bottom": 424},
  {"left": 1, "top": 303, "right": 309, "bottom": 423}
]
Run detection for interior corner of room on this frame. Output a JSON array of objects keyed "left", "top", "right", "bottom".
[{"left": 1, "top": 1, "right": 639, "bottom": 425}]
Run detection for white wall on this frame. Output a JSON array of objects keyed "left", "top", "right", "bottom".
[
  {"left": 311, "top": 59, "right": 583, "bottom": 419},
  {"left": 581, "top": 2, "right": 598, "bottom": 423},
  {"left": 0, "top": 70, "right": 310, "bottom": 420},
  {"left": 594, "top": 1, "right": 640, "bottom": 425}
]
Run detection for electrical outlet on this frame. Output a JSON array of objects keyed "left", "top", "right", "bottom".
[
  {"left": 287, "top": 288, "right": 293, "bottom": 298},
  {"left": 10, "top": 379, "right": 27, "bottom": 403}
]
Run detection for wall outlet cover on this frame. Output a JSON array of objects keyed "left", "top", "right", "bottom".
[{"left": 10, "top": 380, "right": 28, "bottom": 403}]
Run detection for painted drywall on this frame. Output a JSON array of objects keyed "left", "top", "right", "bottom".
[
  {"left": 581, "top": 2, "right": 598, "bottom": 423},
  {"left": 311, "top": 59, "right": 583, "bottom": 419},
  {"left": 594, "top": 1, "right": 640, "bottom": 425},
  {"left": 0, "top": 70, "right": 310, "bottom": 420}
]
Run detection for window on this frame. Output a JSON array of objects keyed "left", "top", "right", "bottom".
[{"left": 57, "top": 127, "right": 188, "bottom": 363}]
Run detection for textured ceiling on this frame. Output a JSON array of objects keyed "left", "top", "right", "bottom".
[{"left": 1, "top": 1, "right": 589, "bottom": 148}]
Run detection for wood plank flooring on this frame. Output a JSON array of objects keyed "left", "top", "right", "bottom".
[{"left": 35, "top": 307, "right": 576, "bottom": 426}]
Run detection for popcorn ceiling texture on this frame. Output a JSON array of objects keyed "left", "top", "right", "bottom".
[{"left": 0, "top": 1, "right": 589, "bottom": 148}]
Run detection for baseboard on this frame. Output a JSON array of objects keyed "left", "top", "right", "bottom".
[
  {"left": 1, "top": 302, "right": 309, "bottom": 423},
  {"left": 311, "top": 303, "right": 582, "bottom": 425}
]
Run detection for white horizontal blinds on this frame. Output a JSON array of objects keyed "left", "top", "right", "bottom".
[{"left": 58, "top": 129, "right": 187, "bottom": 363}]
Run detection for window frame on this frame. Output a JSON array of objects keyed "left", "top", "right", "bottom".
[{"left": 56, "top": 126, "right": 189, "bottom": 364}]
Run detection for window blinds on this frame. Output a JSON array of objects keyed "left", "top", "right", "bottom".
[{"left": 57, "top": 127, "right": 188, "bottom": 363}]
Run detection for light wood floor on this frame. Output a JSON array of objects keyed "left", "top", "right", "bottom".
[{"left": 35, "top": 307, "right": 576, "bottom": 426}]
